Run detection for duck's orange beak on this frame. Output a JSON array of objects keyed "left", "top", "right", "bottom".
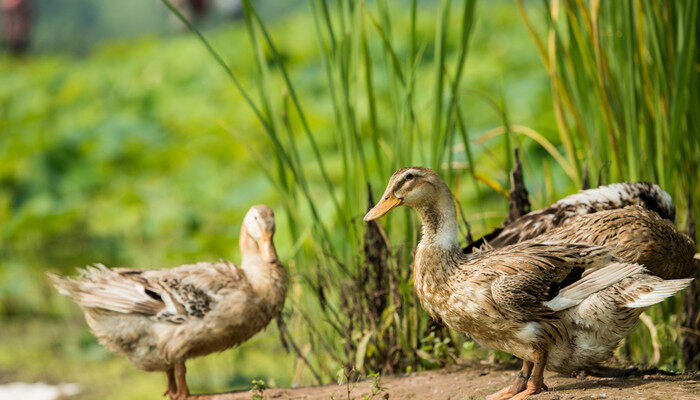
[
  {"left": 364, "top": 193, "right": 402, "bottom": 222},
  {"left": 258, "top": 232, "right": 278, "bottom": 263}
]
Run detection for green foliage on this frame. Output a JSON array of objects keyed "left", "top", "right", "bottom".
[
  {"left": 363, "top": 373, "right": 388, "bottom": 400},
  {"left": 518, "top": 0, "right": 699, "bottom": 213},
  {"left": 249, "top": 378, "right": 266, "bottom": 400}
]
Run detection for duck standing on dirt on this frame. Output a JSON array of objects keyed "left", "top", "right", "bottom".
[
  {"left": 49, "top": 205, "right": 287, "bottom": 400},
  {"left": 365, "top": 167, "right": 693, "bottom": 400}
]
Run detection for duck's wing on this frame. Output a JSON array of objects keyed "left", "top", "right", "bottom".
[
  {"left": 464, "top": 182, "right": 675, "bottom": 253},
  {"left": 49, "top": 261, "right": 246, "bottom": 324},
  {"left": 140, "top": 261, "right": 249, "bottom": 320},
  {"left": 533, "top": 205, "right": 696, "bottom": 279},
  {"left": 480, "top": 242, "right": 645, "bottom": 319}
]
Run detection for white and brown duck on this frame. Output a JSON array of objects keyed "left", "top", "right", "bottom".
[
  {"left": 365, "top": 167, "right": 692, "bottom": 400},
  {"left": 49, "top": 205, "right": 287, "bottom": 400}
]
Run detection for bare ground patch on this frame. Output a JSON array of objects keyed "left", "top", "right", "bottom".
[{"left": 191, "top": 364, "right": 700, "bottom": 400}]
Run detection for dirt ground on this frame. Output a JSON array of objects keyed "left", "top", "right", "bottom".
[{"left": 191, "top": 364, "right": 700, "bottom": 400}]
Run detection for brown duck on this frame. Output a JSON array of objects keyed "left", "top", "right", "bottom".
[
  {"left": 49, "top": 205, "right": 287, "bottom": 400},
  {"left": 365, "top": 167, "right": 692, "bottom": 400}
]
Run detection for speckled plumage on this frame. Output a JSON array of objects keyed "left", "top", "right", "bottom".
[
  {"left": 465, "top": 182, "right": 676, "bottom": 253},
  {"left": 457, "top": 179, "right": 696, "bottom": 384},
  {"left": 49, "top": 205, "right": 287, "bottom": 399},
  {"left": 365, "top": 168, "right": 692, "bottom": 399},
  {"left": 414, "top": 240, "right": 677, "bottom": 373},
  {"left": 535, "top": 205, "right": 696, "bottom": 280}
]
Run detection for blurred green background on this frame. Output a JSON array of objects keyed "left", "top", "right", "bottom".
[{"left": 0, "top": 0, "right": 696, "bottom": 399}]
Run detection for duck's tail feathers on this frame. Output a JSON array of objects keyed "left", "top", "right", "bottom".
[
  {"left": 47, "top": 265, "right": 163, "bottom": 315},
  {"left": 625, "top": 278, "right": 693, "bottom": 308},
  {"left": 48, "top": 271, "right": 80, "bottom": 299},
  {"left": 544, "top": 262, "right": 645, "bottom": 311}
]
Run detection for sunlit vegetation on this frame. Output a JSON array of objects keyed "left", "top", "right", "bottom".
[{"left": 0, "top": 1, "right": 696, "bottom": 399}]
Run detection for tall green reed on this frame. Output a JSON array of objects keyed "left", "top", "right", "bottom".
[
  {"left": 517, "top": 0, "right": 699, "bottom": 369},
  {"left": 516, "top": 0, "right": 698, "bottom": 211}
]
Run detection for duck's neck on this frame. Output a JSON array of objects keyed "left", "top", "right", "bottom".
[
  {"left": 239, "top": 231, "right": 288, "bottom": 312},
  {"left": 412, "top": 188, "right": 462, "bottom": 318},
  {"left": 414, "top": 190, "right": 461, "bottom": 254}
]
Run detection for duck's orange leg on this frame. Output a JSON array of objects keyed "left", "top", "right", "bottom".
[
  {"left": 163, "top": 368, "right": 177, "bottom": 397},
  {"left": 510, "top": 350, "right": 548, "bottom": 400},
  {"left": 486, "top": 360, "right": 533, "bottom": 400},
  {"left": 170, "top": 363, "right": 190, "bottom": 400}
]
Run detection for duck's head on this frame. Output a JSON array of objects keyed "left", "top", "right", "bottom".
[
  {"left": 364, "top": 167, "right": 448, "bottom": 222},
  {"left": 241, "top": 205, "right": 278, "bottom": 263}
]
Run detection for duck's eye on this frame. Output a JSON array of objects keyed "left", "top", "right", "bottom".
[{"left": 405, "top": 173, "right": 414, "bottom": 181}]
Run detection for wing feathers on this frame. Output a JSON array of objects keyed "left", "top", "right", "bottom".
[
  {"left": 625, "top": 278, "right": 693, "bottom": 308},
  {"left": 468, "top": 182, "right": 675, "bottom": 251},
  {"left": 48, "top": 265, "right": 165, "bottom": 316},
  {"left": 544, "top": 262, "right": 645, "bottom": 311}
]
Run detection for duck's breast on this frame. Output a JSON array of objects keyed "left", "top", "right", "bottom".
[{"left": 437, "top": 278, "right": 541, "bottom": 361}]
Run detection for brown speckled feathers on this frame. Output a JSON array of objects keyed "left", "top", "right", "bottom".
[
  {"left": 535, "top": 206, "right": 696, "bottom": 279},
  {"left": 367, "top": 168, "right": 692, "bottom": 377},
  {"left": 464, "top": 182, "right": 676, "bottom": 253},
  {"left": 51, "top": 261, "right": 247, "bottom": 324}
]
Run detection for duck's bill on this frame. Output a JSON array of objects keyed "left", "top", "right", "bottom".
[
  {"left": 364, "top": 195, "right": 402, "bottom": 222},
  {"left": 259, "top": 235, "right": 279, "bottom": 263}
]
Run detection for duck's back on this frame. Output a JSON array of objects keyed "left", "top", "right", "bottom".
[
  {"left": 535, "top": 206, "right": 695, "bottom": 279},
  {"left": 465, "top": 182, "right": 676, "bottom": 252},
  {"left": 152, "top": 263, "right": 275, "bottom": 363}
]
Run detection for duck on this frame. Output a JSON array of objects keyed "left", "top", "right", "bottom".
[
  {"left": 48, "top": 205, "right": 287, "bottom": 400},
  {"left": 464, "top": 182, "right": 676, "bottom": 253},
  {"left": 466, "top": 181, "right": 696, "bottom": 376},
  {"left": 364, "top": 167, "right": 692, "bottom": 400}
]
